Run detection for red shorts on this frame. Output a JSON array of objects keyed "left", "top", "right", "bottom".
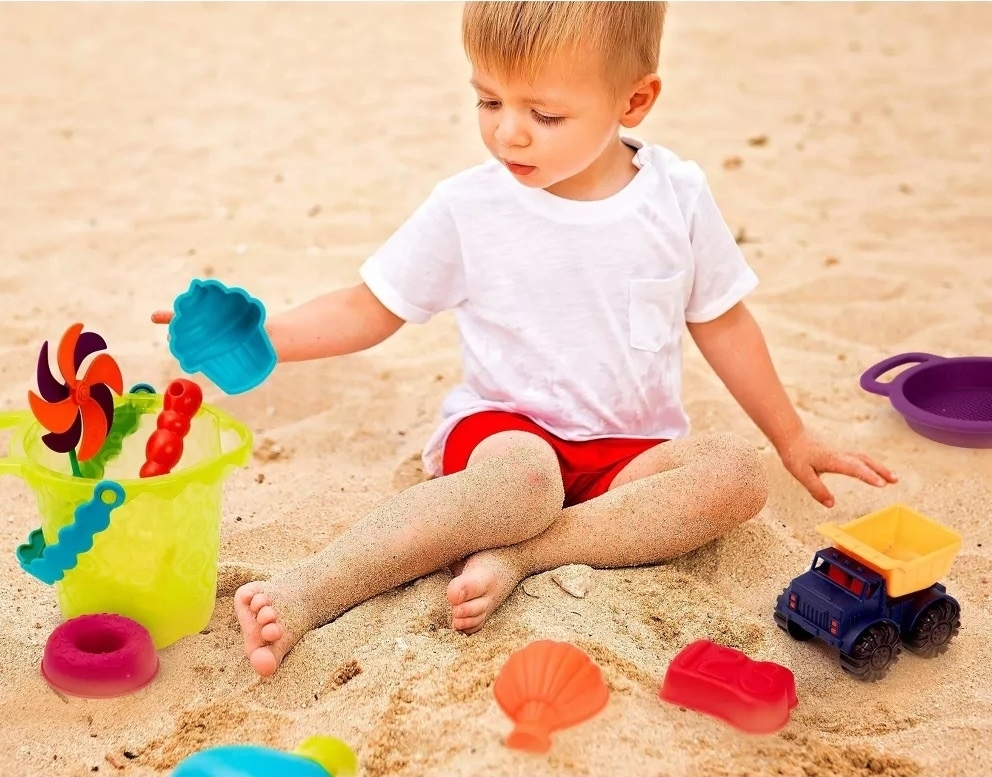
[{"left": 441, "top": 411, "right": 666, "bottom": 507}]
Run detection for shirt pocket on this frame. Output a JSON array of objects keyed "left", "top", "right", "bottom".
[{"left": 629, "top": 276, "right": 686, "bottom": 352}]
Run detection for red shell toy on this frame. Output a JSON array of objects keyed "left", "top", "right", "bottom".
[{"left": 139, "top": 379, "right": 203, "bottom": 478}]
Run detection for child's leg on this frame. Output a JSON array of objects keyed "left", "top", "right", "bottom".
[
  {"left": 447, "top": 433, "right": 768, "bottom": 633},
  {"left": 236, "top": 431, "right": 565, "bottom": 675}
]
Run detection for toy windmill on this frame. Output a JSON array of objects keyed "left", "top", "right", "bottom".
[{"left": 27, "top": 323, "right": 123, "bottom": 477}]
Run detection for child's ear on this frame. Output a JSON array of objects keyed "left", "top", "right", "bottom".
[{"left": 620, "top": 74, "right": 662, "bottom": 128}]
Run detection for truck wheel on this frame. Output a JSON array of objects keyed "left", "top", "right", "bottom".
[
  {"left": 905, "top": 600, "right": 961, "bottom": 658},
  {"left": 840, "top": 622, "right": 901, "bottom": 682},
  {"left": 786, "top": 621, "right": 814, "bottom": 641},
  {"left": 773, "top": 610, "right": 815, "bottom": 641}
]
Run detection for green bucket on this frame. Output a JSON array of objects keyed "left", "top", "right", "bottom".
[{"left": 0, "top": 393, "right": 252, "bottom": 648}]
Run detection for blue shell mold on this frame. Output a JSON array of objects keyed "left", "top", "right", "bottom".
[
  {"left": 172, "top": 745, "right": 331, "bottom": 777},
  {"left": 168, "top": 279, "right": 277, "bottom": 395}
]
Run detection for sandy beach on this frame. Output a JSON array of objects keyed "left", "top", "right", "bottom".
[{"left": 1, "top": 2, "right": 990, "bottom": 776}]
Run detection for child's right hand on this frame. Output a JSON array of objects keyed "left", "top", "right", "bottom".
[{"left": 149, "top": 284, "right": 402, "bottom": 363}]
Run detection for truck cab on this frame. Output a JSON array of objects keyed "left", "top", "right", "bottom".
[{"left": 775, "top": 548, "right": 887, "bottom": 650}]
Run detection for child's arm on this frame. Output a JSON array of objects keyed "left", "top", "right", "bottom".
[
  {"left": 151, "top": 282, "right": 404, "bottom": 363},
  {"left": 688, "top": 302, "right": 897, "bottom": 507}
]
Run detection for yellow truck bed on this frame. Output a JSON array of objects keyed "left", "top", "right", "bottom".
[{"left": 816, "top": 504, "right": 962, "bottom": 597}]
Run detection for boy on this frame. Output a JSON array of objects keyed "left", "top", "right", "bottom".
[{"left": 156, "top": 1, "right": 895, "bottom": 677}]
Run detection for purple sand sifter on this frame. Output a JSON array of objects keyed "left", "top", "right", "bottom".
[{"left": 860, "top": 352, "right": 992, "bottom": 448}]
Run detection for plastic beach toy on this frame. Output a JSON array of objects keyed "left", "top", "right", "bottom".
[
  {"left": 1, "top": 392, "right": 252, "bottom": 648},
  {"left": 172, "top": 736, "right": 359, "bottom": 777},
  {"left": 76, "top": 383, "right": 159, "bottom": 481},
  {"left": 659, "top": 639, "right": 797, "bottom": 734},
  {"left": 774, "top": 504, "right": 962, "bottom": 680},
  {"left": 41, "top": 613, "right": 158, "bottom": 698},
  {"left": 860, "top": 352, "right": 992, "bottom": 447},
  {"left": 817, "top": 504, "right": 962, "bottom": 599},
  {"left": 493, "top": 640, "right": 610, "bottom": 754},
  {"left": 17, "top": 480, "right": 125, "bottom": 584},
  {"left": 140, "top": 379, "right": 203, "bottom": 478},
  {"left": 27, "top": 323, "right": 124, "bottom": 474},
  {"left": 168, "top": 278, "right": 277, "bottom": 395}
]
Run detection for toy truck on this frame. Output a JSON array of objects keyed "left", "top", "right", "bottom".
[{"left": 774, "top": 504, "right": 962, "bottom": 681}]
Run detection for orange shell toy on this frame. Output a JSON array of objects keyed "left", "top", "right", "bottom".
[{"left": 493, "top": 640, "right": 610, "bottom": 754}]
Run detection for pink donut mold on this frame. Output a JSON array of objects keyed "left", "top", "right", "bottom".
[{"left": 41, "top": 613, "right": 159, "bottom": 698}]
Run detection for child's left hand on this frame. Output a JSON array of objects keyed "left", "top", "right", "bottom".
[{"left": 777, "top": 430, "right": 898, "bottom": 508}]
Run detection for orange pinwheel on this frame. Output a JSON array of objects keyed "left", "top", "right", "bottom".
[{"left": 28, "top": 323, "right": 124, "bottom": 462}]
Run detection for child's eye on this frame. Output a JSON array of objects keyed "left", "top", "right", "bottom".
[
  {"left": 532, "top": 111, "right": 565, "bottom": 126},
  {"left": 476, "top": 99, "right": 500, "bottom": 110}
]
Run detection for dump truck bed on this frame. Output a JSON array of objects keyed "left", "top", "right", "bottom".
[{"left": 816, "top": 504, "right": 962, "bottom": 597}]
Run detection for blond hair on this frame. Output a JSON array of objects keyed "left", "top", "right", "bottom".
[{"left": 462, "top": 1, "right": 666, "bottom": 89}]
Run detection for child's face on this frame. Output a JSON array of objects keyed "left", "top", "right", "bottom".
[{"left": 471, "top": 57, "right": 632, "bottom": 194}]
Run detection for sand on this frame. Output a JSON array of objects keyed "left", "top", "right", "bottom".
[{"left": 1, "top": 2, "right": 990, "bottom": 776}]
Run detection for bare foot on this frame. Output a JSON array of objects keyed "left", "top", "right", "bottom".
[
  {"left": 233, "top": 581, "right": 306, "bottom": 676},
  {"left": 445, "top": 550, "right": 527, "bottom": 634}
]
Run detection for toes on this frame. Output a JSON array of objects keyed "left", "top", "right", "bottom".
[
  {"left": 445, "top": 577, "right": 467, "bottom": 606},
  {"left": 453, "top": 612, "right": 488, "bottom": 635},
  {"left": 233, "top": 583, "right": 282, "bottom": 661},
  {"left": 256, "top": 605, "right": 279, "bottom": 627},
  {"left": 260, "top": 621, "right": 283, "bottom": 642},
  {"left": 235, "top": 586, "right": 265, "bottom": 640},
  {"left": 445, "top": 573, "right": 488, "bottom": 607},
  {"left": 234, "top": 582, "right": 263, "bottom": 607},
  {"left": 452, "top": 598, "right": 488, "bottom": 620},
  {"left": 232, "top": 581, "right": 300, "bottom": 677},
  {"left": 249, "top": 646, "right": 279, "bottom": 677}
]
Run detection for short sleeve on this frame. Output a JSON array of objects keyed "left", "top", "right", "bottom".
[
  {"left": 359, "top": 185, "right": 467, "bottom": 323},
  {"left": 683, "top": 178, "right": 759, "bottom": 323}
]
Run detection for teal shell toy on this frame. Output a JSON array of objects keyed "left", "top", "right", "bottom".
[{"left": 171, "top": 736, "right": 358, "bottom": 777}]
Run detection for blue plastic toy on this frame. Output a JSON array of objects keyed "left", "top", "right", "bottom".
[
  {"left": 774, "top": 505, "right": 962, "bottom": 682},
  {"left": 16, "top": 480, "right": 125, "bottom": 584},
  {"left": 171, "top": 736, "right": 358, "bottom": 777},
  {"left": 168, "top": 278, "right": 277, "bottom": 395}
]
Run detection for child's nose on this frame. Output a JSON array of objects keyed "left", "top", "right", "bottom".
[{"left": 494, "top": 115, "right": 529, "bottom": 148}]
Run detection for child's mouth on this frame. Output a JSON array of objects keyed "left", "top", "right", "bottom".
[{"left": 505, "top": 161, "right": 536, "bottom": 176}]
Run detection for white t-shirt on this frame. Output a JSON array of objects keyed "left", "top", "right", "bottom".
[{"left": 359, "top": 138, "right": 758, "bottom": 477}]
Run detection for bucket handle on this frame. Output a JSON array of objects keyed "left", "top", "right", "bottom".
[
  {"left": 212, "top": 408, "right": 255, "bottom": 474},
  {"left": 0, "top": 410, "right": 32, "bottom": 478},
  {"left": 859, "top": 353, "right": 942, "bottom": 396}
]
